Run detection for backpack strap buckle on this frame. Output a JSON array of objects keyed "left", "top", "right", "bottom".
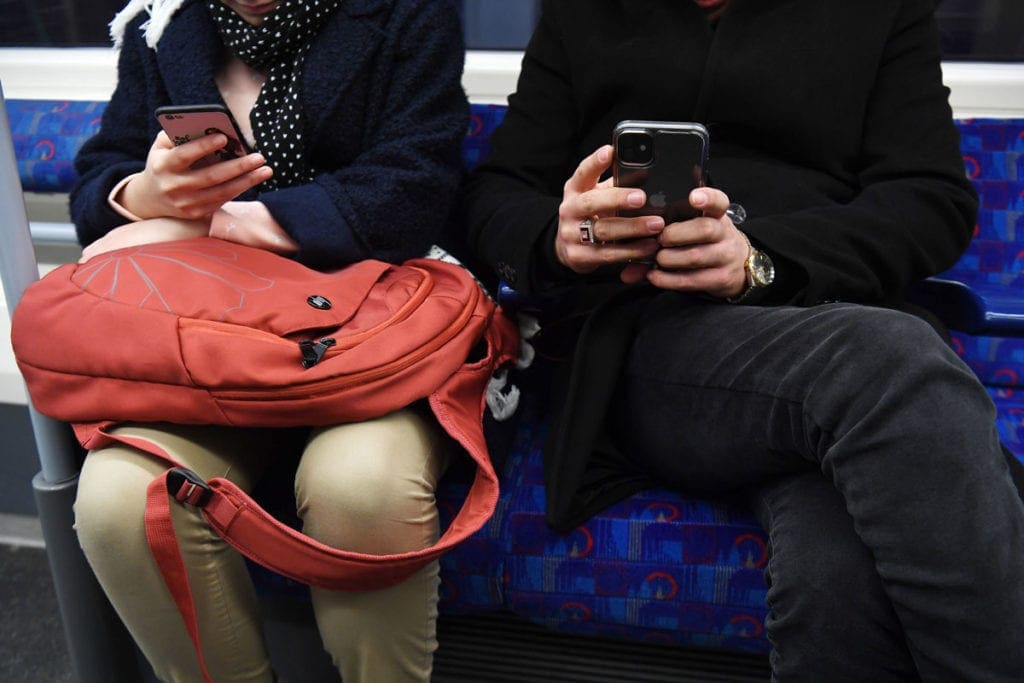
[{"left": 167, "top": 468, "right": 213, "bottom": 508}]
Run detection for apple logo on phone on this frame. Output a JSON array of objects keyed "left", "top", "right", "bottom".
[{"left": 649, "top": 191, "right": 667, "bottom": 209}]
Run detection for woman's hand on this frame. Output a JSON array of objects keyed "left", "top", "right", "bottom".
[
  {"left": 78, "top": 217, "right": 210, "bottom": 263},
  {"left": 645, "top": 188, "right": 750, "bottom": 299},
  {"left": 209, "top": 201, "right": 299, "bottom": 254},
  {"left": 118, "top": 131, "right": 273, "bottom": 220},
  {"left": 555, "top": 145, "right": 664, "bottom": 276}
]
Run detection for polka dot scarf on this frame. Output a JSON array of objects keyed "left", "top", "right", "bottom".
[{"left": 207, "top": 0, "right": 342, "bottom": 190}]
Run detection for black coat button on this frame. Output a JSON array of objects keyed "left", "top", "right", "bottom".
[{"left": 497, "top": 262, "right": 517, "bottom": 284}]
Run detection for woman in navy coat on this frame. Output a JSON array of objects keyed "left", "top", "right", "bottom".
[{"left": 71, "top": 1, "right": 468, "bottom": 681}]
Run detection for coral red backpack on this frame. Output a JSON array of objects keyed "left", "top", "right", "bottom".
[{"left": 11, "top": 237, "right": 519, "bottom": 680}]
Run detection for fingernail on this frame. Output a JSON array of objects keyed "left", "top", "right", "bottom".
[
  {"left": 597, "top": 146, "right": 611, "bottom": 163},
  {"left": 627, "top": 191, "right": 645, "bottom": 207},
  {"left": 249, "top": 154, "right": 265, "bottom": 164},
  {"left": 645, "top": 217, "right": 663, "bottom": 232},
  {"left": 692, "top": 189, "right": 707, "bottom": 206}
]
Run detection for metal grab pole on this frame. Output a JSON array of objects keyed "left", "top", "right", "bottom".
[
  {"left": 0, "top": 112, "right": 78, "bottom": 487},
  {"left": 0, "top": 83, "right": 142, "bottom": 682}
]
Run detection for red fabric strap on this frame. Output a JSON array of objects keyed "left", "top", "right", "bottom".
[
  {"left": 142, "top": 457, "right": 215, "bottom": 682},
  {"left": 89, "top": 345, "right": 507, "bottom": 675}
]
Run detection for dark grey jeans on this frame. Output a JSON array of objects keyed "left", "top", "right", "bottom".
[{"left": 608, "top": 296, "right": 1024, "bottom": 682}]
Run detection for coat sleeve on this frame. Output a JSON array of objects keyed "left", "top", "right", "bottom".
[
  {"left": 258, "top": 0, "right": 469, "bottom": 270},
  {"left": 742, "top": 0, "right": 978, "bottom": 306},
  {"left": 462, "top": 0, "right": 581, "bottom": 298},
  {"left": 69, "top": 16, "right": 155, "bottom": 247}
]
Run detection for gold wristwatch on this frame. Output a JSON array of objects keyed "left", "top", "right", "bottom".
[{"left": 727, "top": 233, "right": 775, "bottom": 303}]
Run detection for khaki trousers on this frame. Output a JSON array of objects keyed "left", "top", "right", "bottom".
[{"left": 74, "top": 409, "right": 447, "bottom": 682}]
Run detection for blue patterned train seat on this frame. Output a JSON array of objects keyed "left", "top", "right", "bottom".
[
  {"left": 941, "top": 120, "right": 1024, "bottom": 461},
  {"left": 7, "top": 97, "right": 1024, "bottom": 657},
  {"left": 6, "top": 99, "right": 105, "bottom": 193}
]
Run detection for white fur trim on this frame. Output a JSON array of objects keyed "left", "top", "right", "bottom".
[{"left": 110, "top": 0, "right": 188, "bottom": 49}]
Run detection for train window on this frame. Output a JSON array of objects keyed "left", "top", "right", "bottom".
[
  {"left": 0, "top": 0, "right": 1019, "bottom": 60},
  {"left": 0, "top": 0, "right": 541, "bottom": 50},
  {"left": 0, "top": 0, "right": 123, "bottom": 46},
  {"left": 937, "top": 0, "right": 1024, "bottom": 61},
  {"left": 461, "top": 0, "right": 540, "bottom": 50}
]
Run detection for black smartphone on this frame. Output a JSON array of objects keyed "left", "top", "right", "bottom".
[
  {"left": 613, "top": 120, "right": 709, "bottom": 224},
  {"left": 155, "top": 104, "right": 250, "bottom": 169}
]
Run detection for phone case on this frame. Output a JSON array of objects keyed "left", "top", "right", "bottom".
[
  {"left": 613, "top": 120, "right": 709, "bottom": 224},
  {"left": 155, "top": 104, "right": 250, "bottom": 169}
]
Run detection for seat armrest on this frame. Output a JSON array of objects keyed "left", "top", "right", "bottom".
[{"left": 909, "top": 277, "right": 1024, "bottom": 337}]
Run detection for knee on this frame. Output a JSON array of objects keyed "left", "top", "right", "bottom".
[
  {"left": 810, "top": 306, "right": 987, "bottom": 412},
  {"left": 295, "top": 459, "right": 440, "bottom": 553},
  {"left": 74, "top": 450, "right": 151, "bottom": 557},
  {"left": 298, "top": 450, "right": 431, "bottom": 522},
  {"left": 823, "top": 306, "right": 952, "bottom": 371},
  {"left": 295, "top": 418, "right": 444, "bottom": 553}
]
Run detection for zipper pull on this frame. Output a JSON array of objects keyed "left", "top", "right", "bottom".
[{"left": 299, "top": 337, "right": 336, "bottom": 368}]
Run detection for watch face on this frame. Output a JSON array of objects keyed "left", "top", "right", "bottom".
[{"left": 749, "top": 249, "right": 775, "bottom": 288}]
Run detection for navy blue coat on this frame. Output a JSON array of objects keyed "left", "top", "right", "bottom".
[{"left": 71, "top": 0, "right": 468, "bottom": 270}]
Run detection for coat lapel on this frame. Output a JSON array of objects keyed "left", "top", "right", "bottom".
[
  {"left": 146, "top": 0, "right": 393, "bottom": 153},
  {"left": 300, "top": 0, "right": 392, "bottom": 138},
  {"left": 154, "top": 1, "right": 225, "bottom": 107}
]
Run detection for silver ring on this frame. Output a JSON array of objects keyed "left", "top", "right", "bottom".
[
  {"left": 579, "top": 218, "right": 597, "bottom": 245},
  {"left": 726, "top": 203, "right": 747, "bottom": 225}
]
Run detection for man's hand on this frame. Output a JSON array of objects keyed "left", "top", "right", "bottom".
[
  {"left": 643, "top": 188, "right": 750, "bottom": 299},
  {"left": 555, "top": 145, "right": 664, "bottom": 275}
]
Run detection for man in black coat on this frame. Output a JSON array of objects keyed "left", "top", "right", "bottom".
[{"left": 464, "top": 0, "right": 1024, "bottom": 679}]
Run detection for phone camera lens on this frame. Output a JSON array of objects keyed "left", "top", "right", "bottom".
[{"left": 617, "top": 131, "right": 655, "bottom": 167}]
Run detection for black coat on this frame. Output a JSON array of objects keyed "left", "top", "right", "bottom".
[{"left": 463, "top": 0, "right": 978, "bottom": 530}]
